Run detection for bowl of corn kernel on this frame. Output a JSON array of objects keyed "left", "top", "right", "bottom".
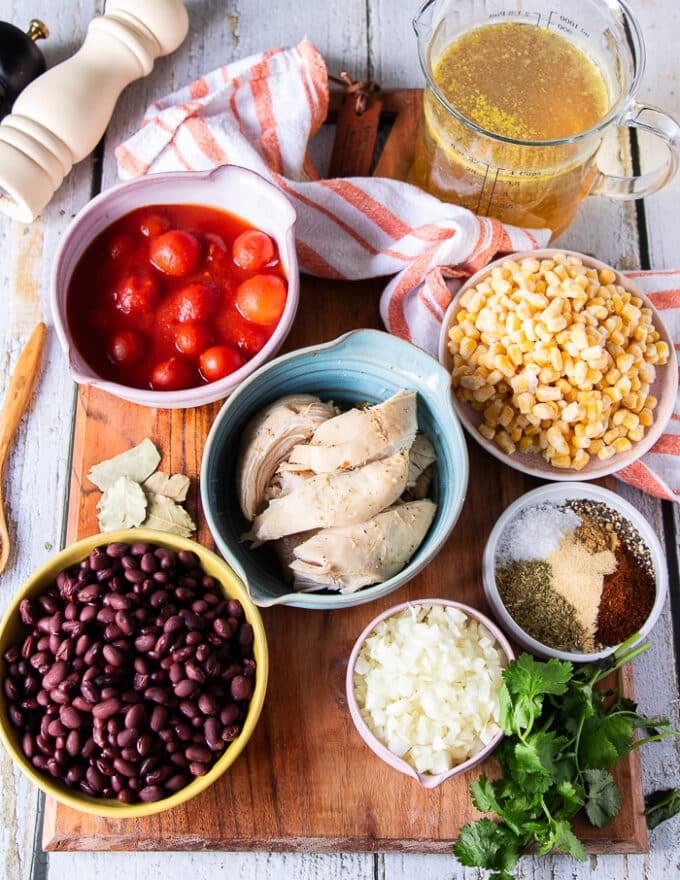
[{"left": 438, "top": 250, "right": 677, "bottom": 479}]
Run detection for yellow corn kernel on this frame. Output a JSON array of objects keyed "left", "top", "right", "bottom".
[
  {"left": 546, "top": 425, "right": 569, "bottom": 455},
  {"left": 584, "top": 420, "right": 606, "bottom": 439},
  {"left": 515, "top": 392, "right": 535, "bottom": 414},
  {"left": 509, "top": 373, "right": 535, "bottom": 394},
  {"left": 588, "top": 304, "right": 609, "bottom": 321},
  {"left": 518, "top": 435, "right": 536, "bottom": 453},
  {"left": 639, "top": 407, "right": 654, "bottom": 427},
  {"left": 493, "top": 354, "right": 516, "bottom": 378},
  {"left": 603, "top": 427, "right": 623, "bottom": 445},
  {"left": 532, "top": 402, "right": 557, "bottom": 421},
  {"left": 483, "top": 399, "right": 504, "bottom": 426},
  {"left": 539, "top": 367, "right": 560, "bottom": 384},
  {"left": 485, "top": 369, "right": 504, "bottom": 386},
  {"left": 507, "top": 343, "right": 524, "bottom": 366},
  {"left": 627, "top": 425, "right": 645, "bottom": 442},
  {"left": 479, "top": 422, "right": 495, "bottom": 440},
  {"left": 597, "top": 445, "right": 617, "bottom": 461},
  {"left": 570, "top": 449, "right": 590, "bottom": 470},
  {"left": 472, "top": 384, "right": 496, "bottom": 403},
  {"left": 498, "top": 405, "right": 515, "bottom": 428},
  {"left": 621, "top": 410, "right": 640, "bottom": 430},
  {"left": 616, "top": 375, "right": 632, "bottom": 396},
  {"left": 460, "top": 319, "right": 480, "bottom": 338},
  {"left": 545, "top": 315, "right": 568, "bottom": 333},
  {"left": 598, "top": 268, "right": 617, "bottom": 285},
  {"left": 655, "top": 340, "right": 670, "bottom": 362},
  {"left": 573, "top": 359, "right": 588, "bottom": 386},
  {"left": 459, "top": 336, "right": 478, "bottom": 360},
  {"left": 550, "top": 454, "right": 573, "bottom": 469},
  {"left": 613, "top": 436, "right": 633, "bottom": 454},
  {"left": 536, "top": 384, "right": 562, "bottom": 402},
  {"left": 495, "top": 430, "right": 516, "bottom": 455},
  {"left": 621, "top": 302, "right": 641, "bottom": 324},
  {"left": 448, "top": 326, "right": 466, "bottom": 347},
  {"left": 459, "top": 373, "right": 486, "bottom": 391},
  {"left": 616, "top": 353, "right": 635, "bottom": 373}
]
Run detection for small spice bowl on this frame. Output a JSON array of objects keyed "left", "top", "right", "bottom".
[
  {"left": 345, "top": 599, "right": 514, "bottom": 788},
  {"left": 482, "top": 482, "right": 668, "bottom": 663}
]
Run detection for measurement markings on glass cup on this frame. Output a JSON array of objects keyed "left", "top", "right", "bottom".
[{"left": 546, "top": 9, "right": 591, "bottom": 38}]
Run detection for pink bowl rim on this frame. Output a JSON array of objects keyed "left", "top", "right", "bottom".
[
  {"left": 50, "top": 164, "right": 299, "bottom": 409},
  {"left": 345, "top": 598, "right": 514, "bottom": 788}
]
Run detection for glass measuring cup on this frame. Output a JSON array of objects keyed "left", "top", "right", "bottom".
[{"left": 411, "top": 0, "right": 680, "bottom": 237}]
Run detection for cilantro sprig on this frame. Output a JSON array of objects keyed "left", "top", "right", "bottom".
[{"left": 454, "top": 637, "right": 679, "bottom": 879}]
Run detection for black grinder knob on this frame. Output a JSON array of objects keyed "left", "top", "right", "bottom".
[{"left": 0, "top": 18, "right": 49, "bottom": 118}]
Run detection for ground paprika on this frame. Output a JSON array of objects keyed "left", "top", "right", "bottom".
[{"left": 596, "top": 542, "right": 655, "bottom": 646}]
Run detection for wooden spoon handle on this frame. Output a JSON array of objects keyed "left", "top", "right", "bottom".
[{"left": 0, "top": 322, "right": 47, "bottom": 473}]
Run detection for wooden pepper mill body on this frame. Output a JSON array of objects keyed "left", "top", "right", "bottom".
[{"left": 0, "top": 0, "right": 189, "bottom": 223}]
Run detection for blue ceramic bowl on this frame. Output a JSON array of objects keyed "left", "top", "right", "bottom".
[{"left": 200, "top": 329, "right": 469, "bottom": 609}]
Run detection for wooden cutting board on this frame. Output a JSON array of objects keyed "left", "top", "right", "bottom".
[{"left": 42, "top": 90, "right": 647, "bottom": 854}]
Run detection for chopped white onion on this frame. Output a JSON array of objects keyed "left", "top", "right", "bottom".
[{"left": 353, "top": 605, "right": 506, "bottom": 775}]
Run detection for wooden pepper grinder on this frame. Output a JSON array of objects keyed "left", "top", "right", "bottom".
[
  {"left": 0, "top": 0, "right": 189, "bottom": 223},
  {"left": 0, "top": 19, "right": 49, "bottom": 119}
]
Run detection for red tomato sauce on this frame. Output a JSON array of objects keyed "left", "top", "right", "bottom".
[{"left": 66, "top": 204, "right": 288, "bottom": 392}]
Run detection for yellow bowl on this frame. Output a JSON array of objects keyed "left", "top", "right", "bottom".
[{"left": 0, "top": 529, "right": 268, "bottom": 818}]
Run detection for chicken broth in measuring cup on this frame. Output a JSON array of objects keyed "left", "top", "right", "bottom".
[
  {"left": 411, "top": 0, "right": 680, "bottom": 237},
  {"left": 411, "top": 22, "right": 609, "bottom": 234}
]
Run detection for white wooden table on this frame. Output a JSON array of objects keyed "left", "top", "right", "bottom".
[{"left": 0, "top": 1, "right": 679, "bottom": 878}]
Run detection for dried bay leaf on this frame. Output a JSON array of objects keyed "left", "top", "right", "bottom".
[
  {"left": 88, "top": 439, "right": 161, "bottom": 491},
  {"left": 142, "top": 492, "right": 196, "bottom": 537},
  {"left": 98, "top": 476, "right": 148, "bottom": 531},
  {"left": 142, "top": 471, "right": 190, "bottom": 502}
]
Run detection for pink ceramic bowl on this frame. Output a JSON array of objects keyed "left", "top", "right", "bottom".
[
  {"left": 50, "top": 164, "right": 299, "bottom": 408},
  {"left": 345, "top": 598, "right": 514, "bottom": 789}
]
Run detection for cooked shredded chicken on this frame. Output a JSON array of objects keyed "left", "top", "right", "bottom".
[
  {"left": 289, "top": 500, "right": 436, "bottom": 592},
  {"left": 236, "top": 394, "right": 337, "bottom": 520}
]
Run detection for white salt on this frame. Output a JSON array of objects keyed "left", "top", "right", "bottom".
[{"left": 496, "top": 503, "right": 582, "bottom": 564}]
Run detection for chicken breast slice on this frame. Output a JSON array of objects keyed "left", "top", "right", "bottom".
[
  {"left": 244, "top": 450, "right": 410, "bottom": 544},
  {"left": 288, "top": 499, "right": 437, "bottom": 593},
  {"left": 405, "top": 433, "right": 437, "bottom": 499},
  {"left": 236, "top": 394, "right": 338, "bottom": 520},
  {"left": 283, "top": 389, "right": 418, "bottom": 473}
]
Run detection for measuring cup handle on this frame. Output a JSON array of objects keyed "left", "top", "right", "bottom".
[{"left": 591, "top": 101, "right": 680, "bottom": 199}]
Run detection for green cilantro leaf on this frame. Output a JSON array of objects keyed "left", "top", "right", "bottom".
[
  {"left": 579, "top": 713, "right": 634, "bottom": 769},
  {"left": 549, "top": 818, "right": 587, "bottom": 861},
  {"left": 583, "top": 769, "right": 622, "bottom": 827},
  {"left": 499, "top": 655, "right": 572, "bottom": 735},
  {"left": 471, "top": 775, "right": 503, "bottom": 814},
  {"left": 645, "top": 787, "right": 680, "bottom": 830},
  {"left": 555, "top": 779, "right": 585, "bottom": 818},
  {"left": 454, "top": 819, "right": 519, "bottom": 876},
  {"left": 452, "top": 647, "right": 678, "bottom": 879}
]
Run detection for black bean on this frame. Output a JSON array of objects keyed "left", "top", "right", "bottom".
[
  {"left": 42, "top": 661, "right": 69, "bottom": 690},
  {"left": 92, "top": 697, "right": 122, "bottom": 720},
  {"left": 59, "top": 706, "right": 82, "bottom": 730},
  {"left": 138, "top": 785, "right": 163, "bottom": 802}
]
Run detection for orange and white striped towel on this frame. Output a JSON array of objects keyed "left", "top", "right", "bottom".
[{"left": 115, "top": 41, "right": 680, "bottom": 502}]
